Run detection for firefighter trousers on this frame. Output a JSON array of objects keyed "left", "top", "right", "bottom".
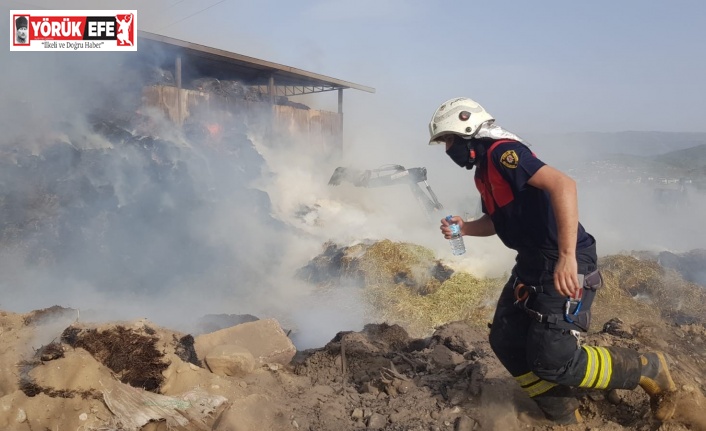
[{"left": 488, "top": 267, "right": 642, "bottom": 420}]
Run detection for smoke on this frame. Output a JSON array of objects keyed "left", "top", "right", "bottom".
[
  {"left": 0, "top": 16, "right": 293, "bottom": 334},
  {"left": 0, "top": 36, "right": 513, "bottom": 351},
  {"left": 578, "top": 180, "right": 705, "bottom": 254},
  {"left": 0, "top": 14, "right": 445, "bottom": 350},
  {"left": 522, "top": 132, "right": 706, "bottom": 255}
]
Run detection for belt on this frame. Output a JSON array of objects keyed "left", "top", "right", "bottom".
[{"left": 512, "top": 269, "right": 603, "bottom": 332}]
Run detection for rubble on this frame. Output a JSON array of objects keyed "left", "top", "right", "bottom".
[
  {"left": 1, "top": 300, "right": 706, "bottom": 429},
  {"left": 204, "top": 345, "right": 256, "bottom": 377},
  {"left": 194, "top": 318, "right": 297, "bottom": 366}
]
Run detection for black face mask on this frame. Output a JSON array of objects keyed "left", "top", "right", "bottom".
[{"left": 445, "top": 135, "right": 476, "bottom": 170}]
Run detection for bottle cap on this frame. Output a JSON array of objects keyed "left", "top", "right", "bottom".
[{"left": 445, "top": 215, "right": 453, "bottom": 222}]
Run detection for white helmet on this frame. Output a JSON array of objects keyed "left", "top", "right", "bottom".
[{"left": 428, "top": 97, "right": 494, "bottom": 145}]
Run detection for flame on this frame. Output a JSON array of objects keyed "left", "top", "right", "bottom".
[{"left": 206, "top": 123, "right": 222, "bottom": 139}]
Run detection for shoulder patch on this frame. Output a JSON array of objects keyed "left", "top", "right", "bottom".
[{"left": 500, "top": 149, "right": 519, "bottom": 169}]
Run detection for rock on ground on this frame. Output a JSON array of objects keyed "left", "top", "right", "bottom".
[{"left": 195, "top": 318, "right": 296, "bottom": 366}]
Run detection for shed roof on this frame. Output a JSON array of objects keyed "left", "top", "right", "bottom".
[{"left": 137, "top": 31, "right": 375, "bottom": 95}]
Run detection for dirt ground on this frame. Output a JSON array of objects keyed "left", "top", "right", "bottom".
[
  {"left": 0, "top": 249, "right": 705, "bottom": 430},
  {"left": 0, "top": 309, "right": 704, "bottom": 430}
]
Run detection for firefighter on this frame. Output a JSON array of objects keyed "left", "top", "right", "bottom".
[{"left": 429, "top": 97, "right": 678, "bottom": 423}]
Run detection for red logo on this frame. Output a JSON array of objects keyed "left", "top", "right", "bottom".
[{"left": 115, "top": 13, "right": 134, "bottom": 46}]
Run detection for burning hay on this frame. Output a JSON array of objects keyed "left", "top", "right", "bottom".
[
  {"left": 364, "top": 273, "right": 502, "bottom": 338},
  {"left": 355, "top": 240, "right": 452, "bottom": 295},
  {"left": 299, "top": 239, "right": 502, "bottom": 337},
  {"left": 299, "top": 239, "right": 454, "bottom": 295},
  {"left": 598, "top": 254, "right": 706, "bottom": 325},
  {"left": 22, "top": 305, "right": 76, "bottom": 326}
]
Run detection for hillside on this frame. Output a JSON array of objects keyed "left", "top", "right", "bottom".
[
  {"left": 527, "top": 132, "right": 706, "bottom": 184},
  {"left": 526, "top": 131, "right": 706, "bottom": 164},
  {"left": 601, "top": 142, "right": 706, "bottom": 174},
  {"left": 660, "top": 144, "right": 706, "bottom": 171}
]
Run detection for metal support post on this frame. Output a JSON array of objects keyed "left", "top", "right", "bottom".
[
  {"left": 338, "top": 88, "right": 344, "bottom": 158},
  {"left": 176, "top": 55, "right": 182, "bottom": 125},
  {"left": 268, "top": 75, "right": 275, "bottom": 104}
]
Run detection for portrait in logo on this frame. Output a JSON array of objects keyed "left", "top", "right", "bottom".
[{"left": 15, "top": 15, "right": 29, "bottom": 44}]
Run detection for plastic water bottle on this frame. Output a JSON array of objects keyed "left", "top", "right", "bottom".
[{"left": 446, "top": 215, "right": 466, "bottom": 256}]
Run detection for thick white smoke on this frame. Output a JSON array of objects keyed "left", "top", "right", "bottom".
[{"left": 0, "top": 17, "right": 295, "bottom": 336}]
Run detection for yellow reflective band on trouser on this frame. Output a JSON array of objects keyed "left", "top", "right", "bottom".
[
  {"left": 579, "top": 346, "right": 613, "bottom": 389},
  {"left": 514, "top": 371, "right": 558, "bottom": 398}
]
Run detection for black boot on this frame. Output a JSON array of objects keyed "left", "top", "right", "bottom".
[
  {"left": 551, "top": 409, "right": 583, "bottom": 425},
  {"left": 533, "top": 385, "right": 582, "bottom": 424}
]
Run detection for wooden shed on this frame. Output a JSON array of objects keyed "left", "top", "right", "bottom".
[{"left": 136, "top": 31, "right": 374, "bottom": 158}]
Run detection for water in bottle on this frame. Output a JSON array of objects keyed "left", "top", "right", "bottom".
[{"left": 446, "top": 215, "right": 466, "bottom": 256}]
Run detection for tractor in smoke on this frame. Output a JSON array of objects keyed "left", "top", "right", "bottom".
[{"left": 327, "top": 165, "right": 444, "bottom": 219}]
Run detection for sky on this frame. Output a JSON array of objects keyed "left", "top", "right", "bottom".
[
  {"left": 2, "top": 0, "right": 705, "bottom": 345},
  {"left": 165, "top": 0, "right": 704, "bottom": 134}
]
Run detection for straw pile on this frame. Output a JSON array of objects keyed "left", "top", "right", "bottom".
[
  {"left": 300, "top": 239, "right": 503, "bottom": 337},
  {"left": 363, "top": 272, "right": 502, "bottom": 338},
  {"left": 597, "top": 254, "right": 706, "bottom": 326}
]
